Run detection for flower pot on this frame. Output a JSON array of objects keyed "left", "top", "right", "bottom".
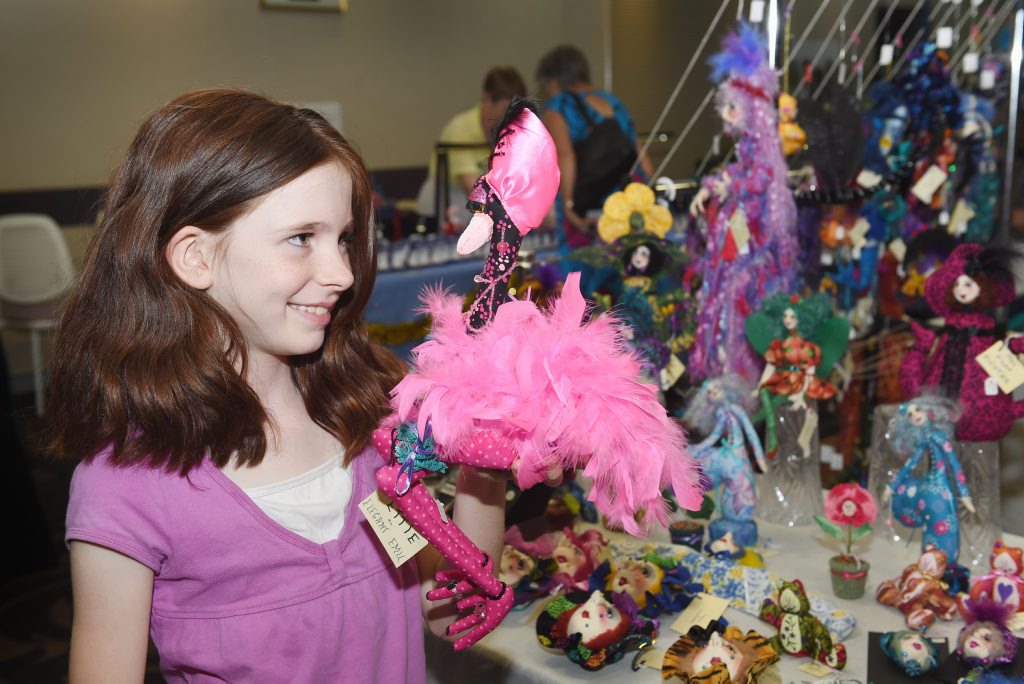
[
  {"left": 829, "top": 555, "right": 870, "bottom": 599},
  {"left": 669, "top": 520, "right": 704, "bottom": 551}
]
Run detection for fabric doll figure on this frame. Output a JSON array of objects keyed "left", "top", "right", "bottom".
[
  {"left": 683, "top": 375, "right": 767, "bottom": 547},
  {"left": 778, "top": 93, "right": 807, "bottom": 157},
  {"left": 535, "top": 590, "right": 657, "bottom": 671},
  {"left": 957, "top": 598, "right": 1019, "bottom": 669},
  {"left": 876, "top": 547, "right": 960, "bottom": 631},
  {"left": 745, "top": 293, "right": 849, "bottom": 456},
  {"left": 376, "top": 99, "right": 703, "bottom": 651},
  {"left": 883, "top": 395, "right": 975, "bottom": 564},
  {"left": 549, "top": 528, "right": 608, "bottom": 592},
  {"left": 959, "top": 541, "right": 1024, "bottom": 618},
  {"left": 880, "top": 630, "right": 941, "bottom": 677},
  {"left": 759, "top": 578, "right": 847, "bottom": 670},
  {"left": 899, "top": 243, "right": 1024, "bottom": 442},
  {"left": 661, "top": 622, "right": 780, "bottom": 684},
  {"left": 688, "top": 23, "right": 797, "bottom": 383}
]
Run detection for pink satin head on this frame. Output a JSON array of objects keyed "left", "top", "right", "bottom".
[{"left": 486, "top": 108, "right": 559, "bottom": 233}]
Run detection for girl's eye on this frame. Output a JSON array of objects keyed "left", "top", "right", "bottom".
[
  {"left": 339, "top": 231, "right": 355, "bottom": 246},
  {"left": 288, "top": 233, "right": 313, "bottom": 247}
]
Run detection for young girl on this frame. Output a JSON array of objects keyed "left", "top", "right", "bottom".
[{"left": 50, "top": 88, "right": 508, "bottom": 682}]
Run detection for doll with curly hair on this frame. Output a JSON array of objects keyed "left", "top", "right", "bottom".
[{"left": 883, "top": 394, "right": 975, "bottom": 564}]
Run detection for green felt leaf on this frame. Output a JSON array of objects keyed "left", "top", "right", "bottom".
[
  {"left": 814, "top": 515, "right": 844, "bottom": 539},
  {"left": 850, "top": 523, "right": 873, "bottom": 542}
]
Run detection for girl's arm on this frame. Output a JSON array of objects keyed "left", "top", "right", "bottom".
[
  {"left": 416, "top": 466, "right": 508, "bottom": 640},
  {"left": 69, "top": 541, "right": 154, "bottom": 683}
]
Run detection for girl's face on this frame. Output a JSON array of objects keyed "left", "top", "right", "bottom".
[
  {"left": 567, "top": 591, "right": 623, "bottom": 647},
  {"left": 782, "top": 308, "right": 798, "bottom": 331},
  {"left": 907, "top": 404, "right": 928, "bottom": 427},
  {"left": 953, "top": 274, "right": 981, "bottom": 305},
  {"left": 206, "top": 162, "right": 355, "bottom": 364}
]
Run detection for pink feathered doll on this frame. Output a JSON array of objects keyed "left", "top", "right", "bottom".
[
  {"left": 899, "top": 243, "right": 1024, "bottom": 441},
  {"left": 372, "top": 98, "right": 704, "bottom": 651}
]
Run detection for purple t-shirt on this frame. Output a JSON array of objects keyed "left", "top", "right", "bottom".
[{"left": 65, "top": 446, "right": 426, "bottom": 683}]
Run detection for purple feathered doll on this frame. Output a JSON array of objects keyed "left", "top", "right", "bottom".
[{"left": 689, "top": 23, "right": 797, "bottom": 383}]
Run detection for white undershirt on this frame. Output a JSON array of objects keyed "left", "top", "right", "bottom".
[{"left": 242, "top": 452, "right": 352, "bottom": 544}]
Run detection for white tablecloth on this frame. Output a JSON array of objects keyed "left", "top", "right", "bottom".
[{"left": 426, "top": 520, "right": 1024, "bottom": 682}]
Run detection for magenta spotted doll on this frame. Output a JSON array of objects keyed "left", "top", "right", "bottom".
[
  {"left": 688, "top": 23, "right": 797, "bottom": 382},
  {"left": 900, "top": 243, "right": 1024, "bottom": 441}
]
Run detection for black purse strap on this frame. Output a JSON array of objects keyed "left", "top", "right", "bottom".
[{"left": 568, "top": 91, "right": 598, "bottom": 130}]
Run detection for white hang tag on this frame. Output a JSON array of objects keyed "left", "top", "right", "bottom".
[
  {"left": 856, "top": 168, "right": 883, "bottom": 188},
  {"left": 359, "top": 490, "right": 429, "bottom": 567},
  {"left": 976, "top": 340, "right": 1024, "bottom": 394},
  {"left": 938, "top": 210, "right": 950, "bottom": 226},
  {"left": 879, "top": 44, "right": 894, "bottom": 66},
  {"left": 949, "top": 199, "right": 976, "bottom": 237},
  {"left": 910, "top": 165, "right": 948, "bottom": 203},
  {"left": 799, "top": 660, "right": 837, "bottom": 677},
  {"left": 985, "top": 377, "right": 1000, "bottom": 396},
  {"left": 749, "top": 0, "right": 765, "bottom": 23},
  {"left": 889, "top": 238, "right": 907, "bottom": 262},
  {"left": 963, "top": 52, "right": 980, "bottom": 74},
  {"left": 937, "top": 27, "right": 954, "bottom": 49},
  {"left": 634, "top": 647, "right": 666, "bottom": 670},
  {"left": 981, "top": 69, "right": 996, "bottom": 90},
  {"left": 729, "top": 210, "right": 752, "bottom": 255},
  {"left": 670, "top": 593, "right": 731, "bottom": 634}
]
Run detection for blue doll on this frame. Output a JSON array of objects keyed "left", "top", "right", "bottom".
[
  {"left": 683, "top": 375, "right": 767, "bottom": 547},
  {"left": 883, "top": 394, "right": 976, "bottom": 564}
]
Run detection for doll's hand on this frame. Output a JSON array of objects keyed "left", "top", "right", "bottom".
[
  {"left": 756, "top": 457, "right": 769, "bottom": 473},
  {"left": 428, "top": 568, "right": 514, "bottom": 652},
  {"left": 961, "top": 497, "right": 976, "bottom": 514},
  {"left": 788, "top": 392, "right": 808, "bottom": 411},
  {"left": 882, "top": 486, "right": 892, "bottom": 506},
  {"left": 689, "top": 188, "right": 710, "bottom": 217}
]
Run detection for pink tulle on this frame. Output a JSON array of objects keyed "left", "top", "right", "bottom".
[{"left": 392, "top": 272, "right": 704, "bottom": 535}]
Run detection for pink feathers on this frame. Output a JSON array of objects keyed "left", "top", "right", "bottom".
[{"left": 392, "top": 272, "right": 704, "bottom": 536}]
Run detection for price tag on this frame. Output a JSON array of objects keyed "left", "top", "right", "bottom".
[
  {"left": 963, "top": 52, "right": 980, "bottom": 74},
  {"left": 888, "top": 238, "right": 907, "bottom": 262},
  {"left": 749, "top": 0, "right": 765, "bottom": 23},
  {"left": 670, "top": 593, "right": 730, "bottom": 634},
  {"left": 879, "top": 44, "right": 894, "bottom": 66},
  {"left": 856, "top": 168, "right": 883, "bottom": 189},
  {"left": 937, "top": 27, "right": 954, "bottom": 49},
  {"left": 910, "top": 165, "right": 948, "bottom": 203},
  {"left": 633, "top": 647, "right": 666, "bottom": 670},
  {"left": 359, "top": 490, "right": 428, "bottom": 567},
  {"left": 799, "top": 660, "right": 837, "bottom": 678},
  {"left": 948, "top": 199, "right": 976, "bottom": 237},
  {"left": 976, "top": 341, "right": 1024, "bottom": 395},
  {"left": 981, "top": 69, "right": 996, "bottom": 90},
  {"left": 729, "top": 209, "right": 751, "bottom": 255}
]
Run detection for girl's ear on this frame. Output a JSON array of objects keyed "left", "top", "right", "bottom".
[{"left": 166, "top": 226, "right": 215, "bottom": 289}]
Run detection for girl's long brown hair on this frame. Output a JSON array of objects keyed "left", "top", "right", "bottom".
[{"left": 47, "top": 88, "right": 404, "bottom": 472}]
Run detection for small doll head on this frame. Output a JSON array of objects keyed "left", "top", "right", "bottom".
[
  {"left": 778, "top": 93, "right": 797, "bottom": 124},
  {"left": 607, "top": 559, "right": 664, "bottom": 606},
  {"left": 662, "top": 622, "right": 780, "bottom": 684},
  {"left": 682, "top": 374, "right": 755, "bottom": 435},
  {"left": 499, "top": 545, "right": 536, "bottom": 586},
  {"left": 552, "top": 528, "right": 607, "bottom": 583},
  {"left": 916, "top": 546, "right": 951, "bottom": 579},
  {"left": 708, "top": 23, "right": 779, "bottom": 138},
  {"left": 536, "top": 590, "right": 657, "bottom": 670},
  {"left": 890, "top": 393, "right": 959, "bottom": 454},
  {"left": 760, "top": 292, "right": 832, "bottom": 340},
  {"left": 622, "top": 240, "right": 666, "bottom": 278},
  {"left": 926, "top": 243, "right": 1019, "bottom": 316},
  {"left": 880, "top": 630, "right": 940, "bottom": 677},
  {"left": 957, "top": 598, "right": 1019, "bottom": 668},
  {"left": 775, "top": 578, "right": 811, "bottom": 614}
]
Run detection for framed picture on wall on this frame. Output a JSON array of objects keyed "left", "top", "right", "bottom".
[{"left": 261, "top": 0, "right": 347, "bottom": 12}]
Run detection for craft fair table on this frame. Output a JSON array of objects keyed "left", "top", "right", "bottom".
[{"left": 425, "top": 520, "right": 1024, "bottom": 683}]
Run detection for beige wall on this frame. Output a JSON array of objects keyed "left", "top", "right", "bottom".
[{"left": 0, "top": 0, "right": 608, "bottom": 191}]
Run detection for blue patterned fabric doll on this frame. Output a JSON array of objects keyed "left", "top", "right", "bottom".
[
  {"left": 884, "top": 394, "right": 975, "bottom": 564},
  {"left": 683, "top": 375, "right": 767, "bottom": 547}
]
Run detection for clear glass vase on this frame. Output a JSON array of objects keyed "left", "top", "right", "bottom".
[
  {"left": 754, "top": 401, "right": 822, "bottom": 526},
  {"left": 868, "top": 404, "right": 1001, "bottom": 571}
]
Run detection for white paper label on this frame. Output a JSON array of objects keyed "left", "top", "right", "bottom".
[
  {"left": 964, "top": 52, "right": 980, "bottom": 74},
  {"left": 981, "top": 69, "right": 996, "bottom": 90},
  {"left": 889, "top": 238, "right": 907, "bottom": 262},
  {"left": 910, "top": 165, "right": 949, "bottom": 203},
  {"left": 937, "top": 27, "right": 954, "bottom": 48},
  {"left": 856, "top": 168, "right": 884, "bottom": 188},
  {"left": 670, "top": 593, "right": 731, "bottom": 633},
  {"left": 938, "top": 210, "right": 950, "bottom": 226},
  {"left": 879, "top": 44, "right": 895, "bottom": 66},
  {"left": 976, "top": 341, "right": 1024, "bottom": 394},
  {"left": 949, "top": 199, "right": 976, "bottom": 237},
  {"left": 985, "top": 377, "right": 1000, "bottom": 396},
  {"left": 749, "top": 0, "right": 765, "bottom": 23},
  {"left": 634, "top": 647, "right": 666, "bottom": 670},
  {"left": 359, "top": 490, "right": 428, "bottom": 567}
]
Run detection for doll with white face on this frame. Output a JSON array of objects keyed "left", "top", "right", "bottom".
[
  {"left": 662, "top": 623, "right": 780, "bottom": 683},
  {"left": 608, "top": 559, "right": 663, "bottom": 606},
  {"left": 499, "top": 545, "right": 536, "bottom": 586},
  {"left": 880, "top": 630, "right": 940, "bottom": 677},
  {"left": 536, "top": 590, "right": 657, "bottom": 671},
  {"left": 956, "top": 597, "right": 1019, "bottom": 669},
  {"left": 550, "top": 528, "right": 608, "bottom": 592}
]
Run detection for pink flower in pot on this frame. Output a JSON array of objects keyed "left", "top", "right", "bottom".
[{"left": 817, "top": 483, "right": 878, "bottom": 599}]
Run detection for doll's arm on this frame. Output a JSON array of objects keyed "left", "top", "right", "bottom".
[
  {"left": 891, "top": 445, "right": 925, "bottom": 491},
  {"left": 899, "top": 322, "right": 935, "bottom": 396},
  {"left": 935, "top": 434, "right": 972, "bottom": 503},
  {"left": 755, "top": 362, "right": 776, "bottom": 391},
  {"left": 692, "top": 410, "right": 727, "bottom": 454},
  {"left": 730, "top": 160, "right": 772, "bottom": 195},
  {"left": 736, "top": 406, "right": 767, "bottom": 470},
  {"left": 788, "top": 365, "right": 815, "bottom": 410}
]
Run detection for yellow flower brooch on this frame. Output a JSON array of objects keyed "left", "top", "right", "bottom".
[{"left": 597, "top": 183, "right": 672, "bottom": 244}]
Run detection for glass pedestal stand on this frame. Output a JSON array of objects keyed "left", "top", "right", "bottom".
[
  {"left": 867, "top": 404, "right": 1001, "bottom": 571},
  {"left": 754, "top": 401, "right": 822, "bottom": 526}
]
